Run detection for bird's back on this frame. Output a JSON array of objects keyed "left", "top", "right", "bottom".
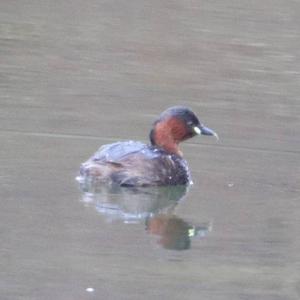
[{"left": 79, "top": 141, "right": 191, "bottom": 187}]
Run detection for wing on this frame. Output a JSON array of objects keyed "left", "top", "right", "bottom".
[
  {"left": 79, "top": 141, "right": 190, "bottom": 186},
  {"left": 91, "top": 141, "right": 150, "bottom": 163}
]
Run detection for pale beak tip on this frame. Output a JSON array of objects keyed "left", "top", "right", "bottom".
[{"left": 213, "top": 132, "right": 219, "bottom": 142}]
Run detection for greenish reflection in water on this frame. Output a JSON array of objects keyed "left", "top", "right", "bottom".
[{"left": 78, "top": 180, "right": 211, "bottom": 250}]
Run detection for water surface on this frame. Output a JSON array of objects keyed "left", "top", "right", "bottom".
[{"left": 1, "top": 1, "right": 300, "bottom": 299}]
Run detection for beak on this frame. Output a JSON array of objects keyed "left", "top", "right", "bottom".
[{"left": 193, "top": 126, "right": 219, "bottom": 141}]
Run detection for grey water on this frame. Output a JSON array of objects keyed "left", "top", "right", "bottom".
[{"left": 1, "top": 1, "right": 300, "bottom": 299}]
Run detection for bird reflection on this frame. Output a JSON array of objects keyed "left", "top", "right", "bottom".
[
  {"left": 146, "top": 214, "right": 211, "bottom": 251},
  {"left": 78, "top": 178, "right": 212, "bottom": 250}
]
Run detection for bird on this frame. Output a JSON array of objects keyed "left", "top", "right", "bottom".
[{"left": 79, "top": 106, "right": 218, "bottom": 187}]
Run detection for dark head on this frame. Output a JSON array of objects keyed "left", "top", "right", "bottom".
[{"left": 150, "top": 106, "right": 218, "bottom": 156}]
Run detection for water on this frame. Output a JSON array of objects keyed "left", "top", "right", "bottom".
[{"left": 1, "top": 1, "right": 300, "bottom": 299}]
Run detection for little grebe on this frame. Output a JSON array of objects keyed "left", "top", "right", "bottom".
[{"left": 79, "top": 106, "right": 218, "bottom": 187}]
